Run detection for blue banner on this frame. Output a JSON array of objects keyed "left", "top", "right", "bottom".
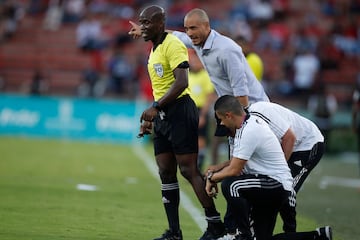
[{"left": 0, "top": 94, "right": 148, "bottom": 144}]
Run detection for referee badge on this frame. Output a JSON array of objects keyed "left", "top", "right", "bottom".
[{"left": 154, "top": 63, "right": 164, "bottom": 77}]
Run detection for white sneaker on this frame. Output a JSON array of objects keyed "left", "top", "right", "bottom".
[
  {"left": 217, "top": 233, "right": 237, "bottom": 240},
  {"left": 217, "top": 229, "right": 241, "bottom": 240}
]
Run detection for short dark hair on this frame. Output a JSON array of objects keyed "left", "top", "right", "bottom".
[
  {"left": 141, "top": 5, "right": 166, "bottom": 23},
  {"left": 214, "top": 95, "right": 244, "bottom": 116}
]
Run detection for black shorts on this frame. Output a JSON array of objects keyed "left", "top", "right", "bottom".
[{"left": 153, "top": 95, "right": 199, "bottom": 155}]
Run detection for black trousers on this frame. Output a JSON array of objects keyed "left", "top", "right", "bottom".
[
  {"left": 280, "top": 142, "right": 325, "bottom": 232},
  {"left": 222, "top": 175, "right": 289, "bottom": 240}
]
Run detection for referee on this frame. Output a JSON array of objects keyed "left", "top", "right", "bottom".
[{"left": 131, "top": 5, "right": 224, "bottom": 240}]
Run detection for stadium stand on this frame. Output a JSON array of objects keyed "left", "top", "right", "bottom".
[
  {"left": 0, "top": 14, "right": 91, "bottom": 95},
  {"left": 0, "top": 0, "right": 358, "bottom": 108}
]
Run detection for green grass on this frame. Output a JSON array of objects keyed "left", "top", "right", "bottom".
[
  {"left": 326, "top": 128, "right": 357, "bottom": 153},
  {"left": 0, "top": 136, "right": 358, "bottom": 239},
  {"left": 295, "top": 154, "right": 360, "bottom": 240},
  {"left": 0, "top": 136, "right": 200, "bottom": 240}
]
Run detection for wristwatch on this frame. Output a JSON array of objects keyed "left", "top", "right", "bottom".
[
  {"left": 207, "top": 171, "right": 216, "bottom": 183},
  {"left": 152, "top": 101, "right": 161, "bottom": 111}
]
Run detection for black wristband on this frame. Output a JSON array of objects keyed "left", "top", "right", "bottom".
[
  {"left": 207, "top": 171, "right": 216, "bottom": 184},
  {"left": 152, "top": 101, "right": 161, "bottom": 110}
]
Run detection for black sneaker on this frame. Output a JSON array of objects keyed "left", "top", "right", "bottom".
[
  {"left": 233, "top": 234, "right": 253, "bottom": 240},
  {"left": 153, "top": 229, "right": 182, "bottom": 240},
  {"left": 199, "top": 221, "right": 226, "bottom": 240},
  {"left": 316, "top": 226, "right": 332, "bottom": 240}
]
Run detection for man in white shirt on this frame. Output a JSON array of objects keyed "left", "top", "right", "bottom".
[
  {"left": 248, "top": 101, "right": 324, "bottom": 232},
  {"left": 205, "top": 95, "right": 332, "bottom": 240},
  {"left": 292, "top": 47, "right": 320, "bottom": 98}
]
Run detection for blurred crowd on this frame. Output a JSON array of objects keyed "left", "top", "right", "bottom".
[
  {"left": 0, "top": 0, "right": 359, "bottom": 107},
  {"left": 0, "top": 0, "right": 25, "bottom": 42}
]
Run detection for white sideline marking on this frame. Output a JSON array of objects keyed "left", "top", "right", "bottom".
[
  {"left": 132, "top": 143, "right": 206, "bottom": 231},
  {"left": 319, "top": 176, "right": 360, "bottom": 189},
  {"left": 76, "top": 184, "right": 98, "bottom": 191}
]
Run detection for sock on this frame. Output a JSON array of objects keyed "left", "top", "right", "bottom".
[
  {"left": 204, "top": 207, "right": 224, "bottom": 236},
  {"left": 205, "top": 207, "right": 222, "bottom": 222},
  {"left": 161, "top": 182, "right": 180, "bottom": 231}
]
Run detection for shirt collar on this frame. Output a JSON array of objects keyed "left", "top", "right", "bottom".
[
  {"left": 196, "top": 29, "right": 216, "bottom": 54},
  {"left": 153, "top": 32, "right": 168, "bottom": 51},
  {"left": 239, "top": 114, "right": 250, "bottom": 130}
]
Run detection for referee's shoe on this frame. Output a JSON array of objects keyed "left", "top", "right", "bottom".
[
  {"left": 153, "top": 229, "right": 182, "bottom": 240},
  {"left": 316, "top": 226, "right": 332, "bottom": 240},
  {"left": 199, "top": 221, "right": 225, "bottom": 240}
]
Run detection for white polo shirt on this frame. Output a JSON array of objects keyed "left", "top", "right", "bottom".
[
  {"left": 247, "top": 102, "right": 324, "bottom": 152},
  {"left": 230, "top": 115, "right": 293, "bottom": 191}
]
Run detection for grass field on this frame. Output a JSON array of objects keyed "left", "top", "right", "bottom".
[{"left": 0, "top": 136, "right": 359, "bottom": 239}]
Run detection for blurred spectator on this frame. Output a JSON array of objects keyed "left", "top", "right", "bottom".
[
  {"left": 167, "top": 0, "right": 199, "bottom": 28},
  {"left": 317, "top": 33, "right": 342, "bottom": 70},
  {"left": 255, "top": 15, "right": 290, "bottom": 52},
  {"left": 320, "top": 0, "right": 336, "bottom": 16},
  {"left": 108, "top": 3, "right": 135, "bottom": 20},
  {"left": 352, "top": 75, "right": 360, "bottom": 174},
  {"left": 138, "top": 70, "right": 153, "bottom": 102},
  {"left": 290, "top": 24, "right": 319, "bottom": 55},
  {"left": 229, "top": 1, "right": 251, "bottom": 21},
  {"left": 231, "top": 16, "right": 252, "bottom": 43},
  {"left": 106, "top": 45, "right": 136, "bottom": 98},
  {"left": 291, "top": 6, "right": 324, "bottom": 52},
  {"left": 308, "top": 81, "right": 337, "bottom": 152},
  {"left": 0, "top": 0, "right": 358, "bottom": 108},
  {"left": 77, "top": 66, "right": 101, "bottom": 98},
  {"left": 235, "top": 35, "right": 264, "bottom": 82},
  {"left": 291, "top": 45, "right": 320, "bottom": 100},
  {"left": 248, "top": 0, "right": 274, "bottom": 22},
  {"left": 28, "top": 0, "right": 47, "bottom": 15},
  {"left": 0, "top": 0, "right": 24, "bottom": 42},
  {"left": 0, "top": 74, "right": 5, "bottom": 91},
  {"left": 76, "top": 13, "right": 108, "bottom": 52},
  {"left": 43, "top": 0, "right": 64, "bottom": 31},
  {"left": 28, "top": 69, "right": 49, "bottom": 95},
  {"left": 272, "top": 0, "right": 290, "bottom": 19},
  {"left": 62, "top": 0, "right": 85, "bottom": 23},
  {"left": 87, "top": 0, "right": 110, "bottom": 14},
  {"left": 353, "top": 76, "right": 360, "bottom": 132},
  {"left": 332, "top": 16, "right": 359, "bottom": 57}
]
